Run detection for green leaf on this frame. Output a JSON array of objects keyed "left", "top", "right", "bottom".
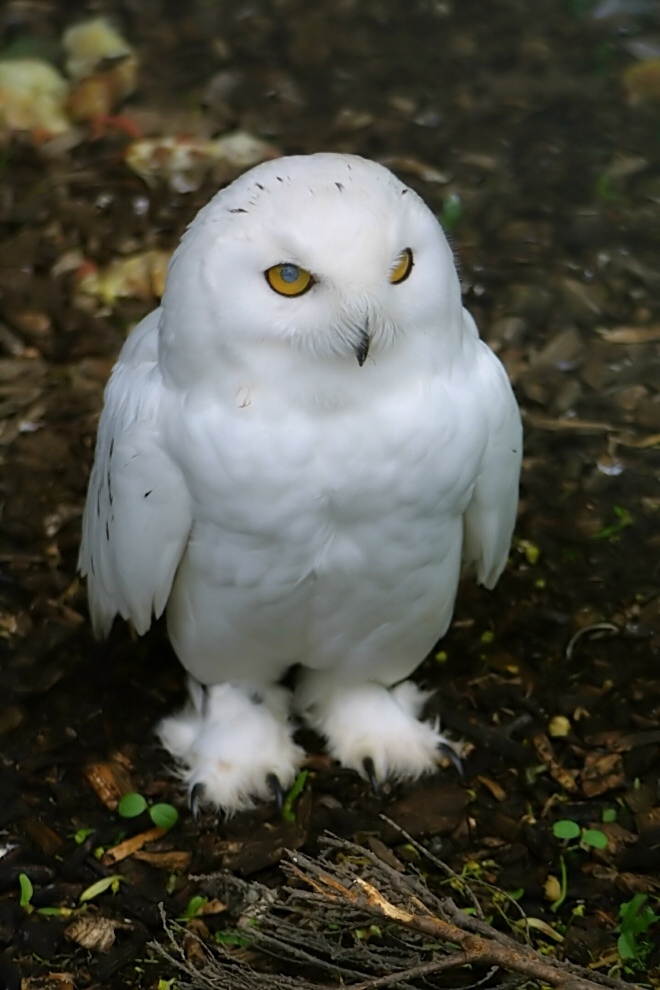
[
  {"left": 18, "top": 873, "right": 34, "bottom": 912},
  {"left": 80, "top": 874, "right": 126, "bottom": 902},
  {"left": 581, "top": 829, "right": 608, "bottom": 849},
  {"left": 149, "top": 803, "right": 179, "bottom": 830},
  {"left": 594, "top": 506, "right": 633, "bottom": 541},
  {"left": 214, "top": 929, "right": 252, "bottom": 948},
  {"left": 117, "top": 792, "right": 148, "bottom": 818},
  {"left": 602, "top": 808, "right": 617, "bottom": 823},
  {"left": 553, "top": 819, "right": 581, "bottom": 841},
  {"left": 179, "top": 895, "right": 208, "bottom": 920},
  {"left": 618, "top": 930, "right": 637, "bottom": 960},
  {"left": 73, "top": 827, "right": 96, "bottom": 844},
  {"left": 619, "top": 894, "right": 660, "bottom": 936}
]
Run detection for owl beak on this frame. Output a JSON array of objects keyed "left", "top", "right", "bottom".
[{"left": 354, "top": 327, "right": 370, "bottom": 367}]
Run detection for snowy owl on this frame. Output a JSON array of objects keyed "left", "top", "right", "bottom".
[{"left": 79, "top": 153, "right": 522, "bottom": 814}]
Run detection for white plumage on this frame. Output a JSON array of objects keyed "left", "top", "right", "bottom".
[{"left": 79, "top": 153, "right": 522, "bottom": 812}]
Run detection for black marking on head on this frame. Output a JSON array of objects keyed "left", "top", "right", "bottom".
[
  {"left": 109, "top": 437, "right": 114, "bottom": 458},
  {"left": 105, "top": 521, "right": 110, "bottom": 541},
  {"left": 276, "top": 176, "right": 283, "bottom": 182},
  {"left": 401, "top": 188, "right": 408, "bottom": 195},
  {"left": 144, "top": 490, "right": 152, "bottom": 498},
  {"left": 335, "top": 182, "right": 344, "bottom": 192},
  {"left": 96, "top": 487, "right": 101, "bottom": 517},
  {"left": 229, "top": 207, "right": 248, "bottom": 214},
  {"left": 255, "top": 183, "right": 264, "bottom": 190},
  {"left": 107, "top": 469, "right": 113, "bottom": 505}
]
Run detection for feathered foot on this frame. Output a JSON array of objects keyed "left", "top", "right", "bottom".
[
  {"left": 300, "top": 679, "right": 456, "bottom": 784},
  {"left": 157, "top": 680, "right": 304, "bottom": 814}
]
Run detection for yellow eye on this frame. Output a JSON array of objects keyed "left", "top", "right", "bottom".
[
  {"left": 265, "top": 262, "right": 313, "bottom": 297},
  {"left": 389, "top": 247, "right": 414, "bottom": 285}
]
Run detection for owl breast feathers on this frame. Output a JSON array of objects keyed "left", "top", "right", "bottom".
[{"left": 79, "top": 153, "right": 522, "bottom": 814}]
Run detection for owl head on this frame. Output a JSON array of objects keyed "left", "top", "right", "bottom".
[{"left": 159, "top": 153, "right": 465, "bottom": 392}]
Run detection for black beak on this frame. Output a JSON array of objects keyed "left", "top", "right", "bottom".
[{"left": 354, "top": 327, "right": 370, "bottom": 367}]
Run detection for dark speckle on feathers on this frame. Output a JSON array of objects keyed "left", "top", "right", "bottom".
[{"left": 229, "top": 208, "right": 248, "bottom": 214}]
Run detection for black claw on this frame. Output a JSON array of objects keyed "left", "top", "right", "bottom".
[
  {"left": 190, "top": 782, "right": 204, "bottom": 822},
  {"left": 362, "top": 756, "right": 380, "bottom": 794},
  {"left": 438, "top": 742, "right": 463, "bottom": 777},
  {"left": 267, "top": 773, "right": 285, "bottom": 812}
]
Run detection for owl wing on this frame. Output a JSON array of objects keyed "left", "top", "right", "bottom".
[
  {"left": 461, "top": 318, "right": 523, "bottom": 589},
  {"left": 78, "top": 309, "right": 192, "bottom": 638}
]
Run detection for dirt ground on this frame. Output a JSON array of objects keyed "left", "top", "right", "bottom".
[{"left": 0, "top": 0, "right": 659, "bottom": 987}]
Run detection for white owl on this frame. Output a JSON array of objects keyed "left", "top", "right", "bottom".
[{"left": 79, "top": 153, "right": 522, "bottom": 814}]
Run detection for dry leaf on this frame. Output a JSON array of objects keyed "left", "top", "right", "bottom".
[{"left": 66, "top": 914, "right": 129, "bottom": 952}]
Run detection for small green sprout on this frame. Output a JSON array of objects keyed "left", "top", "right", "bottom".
[
  {"left": 553, "top": 818, "right": 608, "bottom": 850},
  {"left": 18, "top": 873, "right": 34, "bottom": 913},
  {"left": 594, "top": 505, "right": 633, "bottom": 541},
  {"left": 17, "top": 873, "right": 74, "bottom": 918},
  {"left": 117, "top": 792, "right": 179, "bottom": 830},
  {"left": 281, "top": 770, "right": 309, "bottom": 823},
  {"left": 179, "top": 894, "right": 208, "bottom": 921},
  {"left": 550, "top": 820, "right": 609, "bottom": 912},
  {"left": 617, "top": 894, "right": 660, "bottom": 966},
  {"left": 214, "top": 928, "right": 253, "bottom": 948},
  {"left": 79, "top": 874, "right": 126, "bottom": 903},
  {"left": 72, "top": 827, "right": 96, "bottom": 845}
]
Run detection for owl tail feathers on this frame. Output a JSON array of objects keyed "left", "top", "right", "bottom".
[
  {"left": 157, "top": 680, "right": 304, "bottom": 815},
  {"left": 300, "top": 679, "right": 457, "bottom": 783}
]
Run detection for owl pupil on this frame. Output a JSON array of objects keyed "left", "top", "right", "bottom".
[{"left": 280, "top": 264, "right": 299, "bottom": 283}]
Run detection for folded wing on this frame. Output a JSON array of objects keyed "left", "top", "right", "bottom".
[
  {"left": 78, "top": 310, "right": 192, "bottom": 637},
  {"left": 461, "top": 319, "right": 522, "bottom": 589}
]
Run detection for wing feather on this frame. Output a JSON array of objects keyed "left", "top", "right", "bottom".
[
  {"left": 461, "top": 320, "right": 522, "bottom": 588},
  {"left": 78, "top": 309, "right": 192, "bottom": 637}
]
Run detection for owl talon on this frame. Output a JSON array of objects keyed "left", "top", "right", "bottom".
[
  {"left": 437, "top": 742, "right": 463, "bottom": 777},
  {"left": 362, "top": 755, "right": 380, "bottom": 794},
  {"left": 190, "top": 782, "right": 204, "bottom": 821},
  {"left": 267, "top": 772, "right": 285, "bottom": 811}
]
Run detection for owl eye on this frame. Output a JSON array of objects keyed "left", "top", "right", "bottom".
[
  {"left": 265, "top": 262, "right": 314, "bottom": 297},
  {"left": 389, "top": 248, "right": 414, "bottom": 284}
]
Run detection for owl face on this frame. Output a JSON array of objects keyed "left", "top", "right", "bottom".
[{"left": 159, "top": 154, "right": 463, "bottom": 389}]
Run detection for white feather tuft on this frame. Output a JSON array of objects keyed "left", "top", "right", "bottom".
[
  {"left": 303, "top": 680, "right": 452, "bottom": 782},
  {"left": 157, "top": 682, "right": 304, "bottom": 813}
]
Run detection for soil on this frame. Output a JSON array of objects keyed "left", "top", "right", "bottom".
[{"left": 0, "top": 1, "right": 659, "bottom": 987}]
